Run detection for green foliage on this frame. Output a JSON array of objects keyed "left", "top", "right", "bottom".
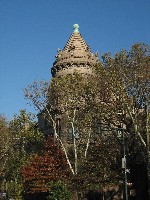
[
  {"left": 4, "top": 110, "right": 44, "bottom": 181},
  {"left": 10, "top": 110, "right": 44, "bottom": 150},
  {"left": 101, "top": 43, "right": 149, "bottom": 143},
  {"left": 0, "top": 115, "right": 13, "bottom": 191},
  {"left": 0, "top": 110, "right": 45, "bottom": 199},
  {"left": 47, "top": 181, "right": 71, "bottom": 200},
  {"left": 96, "top": 43, "right": 150, "bottom": 198},
  {"left": 6, "top": 181, "right": 23, "bottom": 200},
  {"left": 70, "top": 135, "right": 121, "bottom": 192}
]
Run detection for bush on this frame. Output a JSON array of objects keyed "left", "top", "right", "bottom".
[{"left": 47, "top": 181, "right": 71, "bottom": 200}]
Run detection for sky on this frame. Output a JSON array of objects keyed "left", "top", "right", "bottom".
[{"left": 0, "top": 0, "right": 150, "bottom": 120}]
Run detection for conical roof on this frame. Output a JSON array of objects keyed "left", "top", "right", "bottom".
[
  {"left": 63, "top": 25, "right": 90, "bottom": 53},
  {"left": 51, "top": 24, "right": 99, "bottom": 77}
]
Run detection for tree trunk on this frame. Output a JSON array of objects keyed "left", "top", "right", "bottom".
[
  {"left": 133, "top": 163, "right": 149, "bottom": 200},
  {"left": 72, "top": 190, "right": 78, "bottom": 200},
  {"left": 147, "top": 151, "right": 150, "bottom": 200}
]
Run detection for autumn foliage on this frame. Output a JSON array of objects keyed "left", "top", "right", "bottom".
[{"left": 22, "top": 137, "right": 70, "bottom": 193}]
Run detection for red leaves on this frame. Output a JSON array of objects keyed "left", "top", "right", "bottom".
[{"left": 22, "top": 137, "right": 69, "bottom": 192}]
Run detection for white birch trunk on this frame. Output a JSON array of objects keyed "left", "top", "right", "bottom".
[
  {"left": 84, "top": 127, "right": 91, "bottom": 159},
  {"left": 45, "top": 107, "right": 75, "bottom": 175}
]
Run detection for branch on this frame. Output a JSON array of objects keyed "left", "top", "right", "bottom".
[
  {"left": 146, "top": 100, "right": 150, "bottom": 152},
  {"left": 126, "top": 103, "right": 146, "bottom": 147},
  {"left": 116, "top": 83, "right": 147, "bottom": 148},
  {"left": 84, "top": 127, "right": 91, "bottom": 159},
  {"left": 71, "top": 109, "right": 78, "bottom": 174},
  {"left": 45, "top": 107, "right": 75, "bottom": 175}
]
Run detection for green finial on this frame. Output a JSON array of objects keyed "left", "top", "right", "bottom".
[{"left": 73, "top": 24, "right": 79, "bottom": 33}]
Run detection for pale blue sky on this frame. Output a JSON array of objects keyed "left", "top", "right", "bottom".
[{"left": 0, "top": 0, "right": 150, "bottom": 119}]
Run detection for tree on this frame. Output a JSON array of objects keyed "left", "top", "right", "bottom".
[
  {"left": 24, "top": 74, "right": 96, "bottom": 175},
  {"left": 22, "top": 137, "right": 70, "bottom": 196},
  {"left": 0, "top": 114, "right": 12, "bottom": 191},
  {"left": 1, "top": 110, "right": 44, "bottom": 200},
  {"left": 70, "top": 133, "right": 122, "bottom": 199},
  {"left": 47, "top": 181, "right": 71, "bottom": 200},
  {"left": 24, "top": 73, "right": 122, "bottom": 199},
  {"left": 95, "top": 43, "right": 150, "bottom": 199}
]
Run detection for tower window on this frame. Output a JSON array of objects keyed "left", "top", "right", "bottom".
[
  {"left": 97, "top": 123, "right": 110, "bottom": 139},
  {"left": 68, "top": 128, "right": 73, "bottom": 141},
  {"left": 68, "top": 127, "right": 80, "bottom": 141}
]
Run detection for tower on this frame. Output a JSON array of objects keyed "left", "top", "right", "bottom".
[
  {"left": 51, "top": 24, "right": 99, "bottom": 77},
  {"left": 39, "top": 24, "right": 100, "bottom": 137}
]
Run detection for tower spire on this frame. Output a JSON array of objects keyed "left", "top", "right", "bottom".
[
  {"left": 51, "top": 24, "right": 99, "bottom": 77},
  {"left": 73, "top": 24, "right": 79, "bottom": 33}
]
